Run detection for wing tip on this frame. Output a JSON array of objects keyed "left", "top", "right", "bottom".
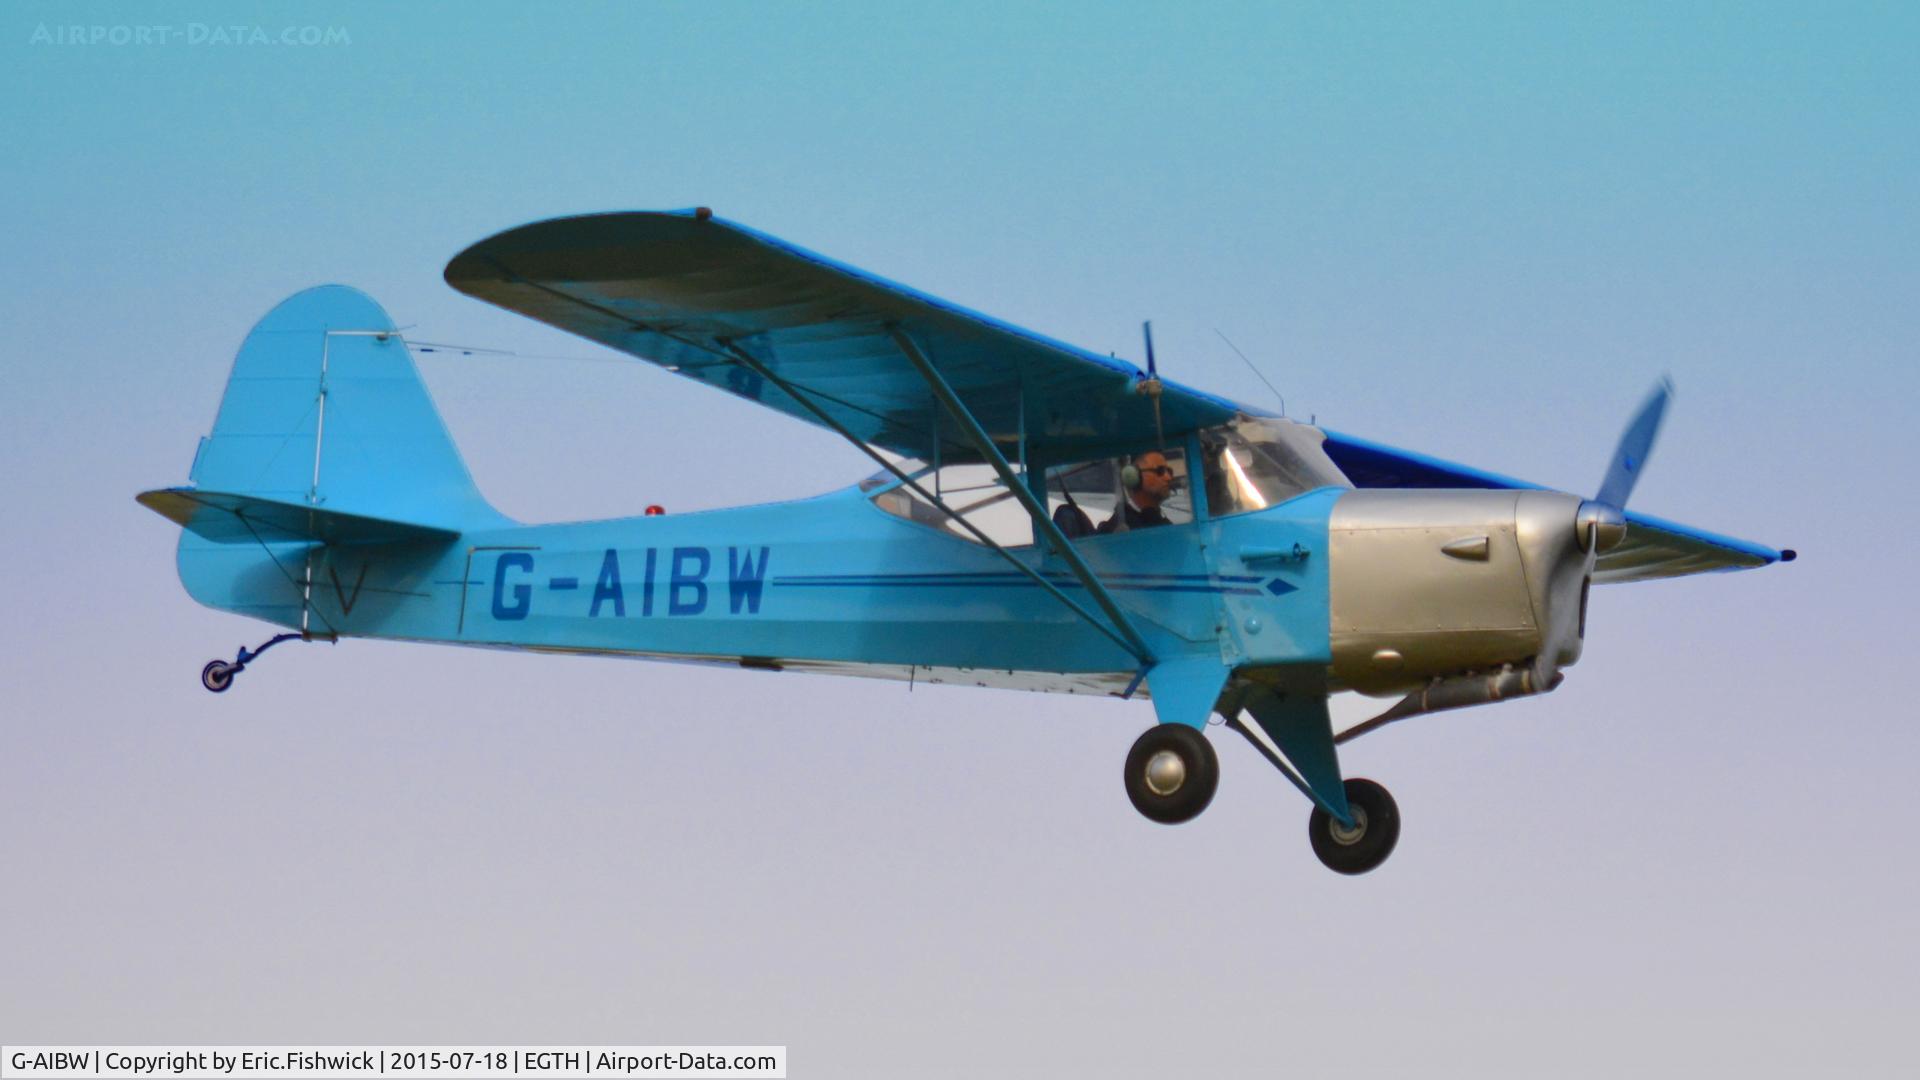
[
  {"left": 136, "top": 487, "right": 194, "bottom": 528},
  {"left": 443, "top": 208, "right": 731, "bottom": 296}
]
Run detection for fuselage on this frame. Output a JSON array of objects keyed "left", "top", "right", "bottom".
[{"left": 187, "top": 482, "right": 1345, "bottom": 693}]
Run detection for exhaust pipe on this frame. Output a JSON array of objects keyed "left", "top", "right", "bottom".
[{"left": 1335, "top": 666, "right": 1564, "bottom": 745}]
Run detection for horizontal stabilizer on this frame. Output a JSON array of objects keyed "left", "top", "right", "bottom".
[{"left": 137, "top": 488, "right": 460, "bottom": 546}]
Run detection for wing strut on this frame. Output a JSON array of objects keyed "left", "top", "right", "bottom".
[
  {"left": 454, "top": 264, "right": 1151, "bottom": 659},
  {"left": 465, "top": 258, "right": 1154, "bottom": 665},
  {"left": 713, "top": 338, "right": 1152, "bottom": 665},
  {"left": 887, "top": 327, "right": 1156, "bottom": 666}
]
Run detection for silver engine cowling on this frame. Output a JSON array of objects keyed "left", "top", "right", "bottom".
[{"left": 1328, "top": 489, "right": 1593, "bottom": 696}]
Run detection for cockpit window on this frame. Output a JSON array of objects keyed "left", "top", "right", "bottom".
[
  {"left": 1200, "top": 417, "right": 1352, "bottom": 517},
  {"left": 861, "top": 417, "right": 1344, "bottom": 542}
]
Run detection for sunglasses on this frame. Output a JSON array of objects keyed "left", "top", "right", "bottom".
[{"left": 1140, "top": 465, "right": 1174, "bottom": 477}]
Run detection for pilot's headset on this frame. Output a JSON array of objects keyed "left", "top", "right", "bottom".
[{"left": 1120, "top": 453, "right": 1175, "bottom": 492}]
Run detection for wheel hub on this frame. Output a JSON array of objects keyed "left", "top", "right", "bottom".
[
  {"left": 1143, "top": 750, "right": 1187, "bottom": 796},
  {"left": 1329, "top": 806, "right": 1369, "bottom": 846}
]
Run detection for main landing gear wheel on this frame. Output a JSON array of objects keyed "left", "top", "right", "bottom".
[
  {"left": 1308, "top": 778, "right": 1400, "bottom": 875},
  {"left": 1124, "top": 724, "right": 1219, "bottom": 824},
  {"left": 200, "top": 660, "right": 236, "bottom": 693}
]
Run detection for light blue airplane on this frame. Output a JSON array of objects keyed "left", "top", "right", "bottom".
[{"left": 140, "top": 210, "right": 1792, "bottom": 873}]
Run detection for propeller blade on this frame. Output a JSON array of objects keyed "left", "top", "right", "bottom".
[
  {"left": 1595, "top": 377, "right": 1673, "bottom": 509},
  {"left": 1142, "top": 320, "right": 1157, "bottom": 377}
]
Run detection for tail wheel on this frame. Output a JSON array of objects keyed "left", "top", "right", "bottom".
[
  {"left": 1124, "top": 724, "right": 1219, "bottom": 824},
  {"left": 201, "top": 660, "right": 235, "bottom": 694},
  {"left": 1308, "top": 778, "right": 1400, "bottom": 875}
]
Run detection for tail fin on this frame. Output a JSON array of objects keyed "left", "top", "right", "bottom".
[
  {"left": 142, "top": 286, "right": 505, "bottom": 630},
  {"left": 184, "top": 284, "right": 505, "bottom": 526}
]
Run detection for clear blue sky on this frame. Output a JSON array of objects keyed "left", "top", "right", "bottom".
[{"left": 3, "top": 3, "right": 1914, "bottom": 1076}]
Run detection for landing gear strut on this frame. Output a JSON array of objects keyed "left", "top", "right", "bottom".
[
  {"left": 1308, "top": 778, "right": 1400, "bottom": 875},
  {"left": 1124, "top": 724, "right": 1219, "bottom": 824},
  {"left": 199, "top": 632, "right": 306, "bottom": 693}
]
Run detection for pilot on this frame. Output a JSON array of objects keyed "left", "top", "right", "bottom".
[{"left": 1098, "top": 450, "right": 1176, "bottom": 533}]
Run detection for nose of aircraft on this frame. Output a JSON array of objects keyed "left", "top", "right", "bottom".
[
  {"left": 1512, "top": 490, "right": 1597, "bottom": 688},
  {"left": 1327, "top": 489, "right": 1589, "bottom": 695}
]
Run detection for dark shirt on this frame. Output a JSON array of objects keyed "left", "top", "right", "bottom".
[{"left": 1097, "top": 499, "right": 1170, "bottom": 534}]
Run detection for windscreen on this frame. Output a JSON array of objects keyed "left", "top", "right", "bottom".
[{"left": 1200, "top": 418, "right": 1352, "bottom": 518}]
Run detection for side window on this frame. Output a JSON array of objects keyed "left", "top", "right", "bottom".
[
  {"left": 865, "top": 441, "right": 1212, "bottom": 544},
  {"left": 866, "top": 463, "right": 1035, "bottom": 547},
  {"left": 1042, "top": 459, "right": 1118, "bottom": 538},
  {"left": 1043, "top": 448, "right": 1193, "bottom": 536}
]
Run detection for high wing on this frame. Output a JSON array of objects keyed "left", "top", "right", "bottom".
[
  {"left": 445, "top": 210, "right": 1242, "bottom": 464},
  {"left": 1320, "top": 430, "right": 1786, "bottom": 583},
  {"left": 445, "top": 209, "right": 1785, "bottom": 584}
]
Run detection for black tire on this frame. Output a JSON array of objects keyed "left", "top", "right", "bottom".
[
  {"left": 201, "top": 660, "right": 235, "bottom": 694},
  {"left": 1308, "top": 778, "right": 1400, "bottom": 875},
  {"left": 1124, "top": 724, "right": 1219, "bottom": 824}
]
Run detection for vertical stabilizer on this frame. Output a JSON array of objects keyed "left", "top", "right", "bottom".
[
  {"left": 158, "top": 285, "right": 508, "bottom": 629},
  {"left": 190, "top": 285, "right": 506, "bottom": 528}
]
